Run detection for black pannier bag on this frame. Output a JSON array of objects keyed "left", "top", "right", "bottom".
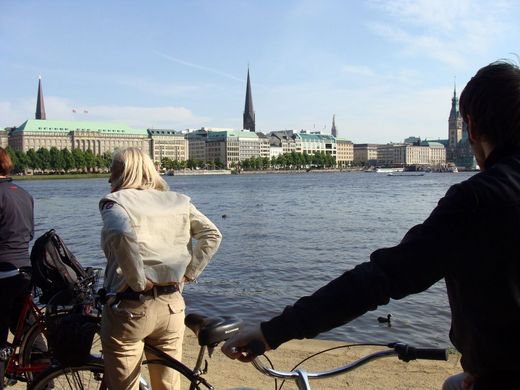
[
  {"left": 47, "top": 313, "right": 99, "bottom": 366},
  {"left": 30, "top": 229, "right": 89, "bottom": 304}
]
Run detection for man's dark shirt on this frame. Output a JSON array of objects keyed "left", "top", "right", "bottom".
[
  {"left": 0, "top": 178, "right": 34, "bottom": 268},
  {"left": 261, "top": 147, "right": 520, "bottom": 380}
]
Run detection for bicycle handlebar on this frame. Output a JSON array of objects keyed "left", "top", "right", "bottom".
[
  {"left": 390, "top": 342, "right": 448, "bottom": 362},
  {"left": 251, "top": 342, "right": 448, "bottom": 381}
]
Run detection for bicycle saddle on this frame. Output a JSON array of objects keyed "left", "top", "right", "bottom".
[{"left": 185, "top": 313, "right": 243, "bottom": 347}]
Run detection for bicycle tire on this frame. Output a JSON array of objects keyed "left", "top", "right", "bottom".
[
  {"left": 19, "top": 322, "right": 50, "bottom": 382},
  {"left": 30, "top": 360, "right": 151, "bottom": 390},
  {"left": 29, "top": 361, "right": 107, "bottom": 390}
]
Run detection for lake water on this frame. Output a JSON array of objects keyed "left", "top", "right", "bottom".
[{"left": 18, "top": 171, "right": 475, "bottom": 348}]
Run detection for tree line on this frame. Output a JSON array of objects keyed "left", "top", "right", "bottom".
[
  {"left": 237, "top": 151, "right": 337, "bottom": 170},
  {"left": 5, "top": 146, "right": 112, "bottom": 173},
  {"left": 5, "top": 147, "right": 339, "bottom": 174}
]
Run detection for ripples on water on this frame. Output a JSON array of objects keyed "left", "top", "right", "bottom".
[{"left": 20, "top": 172, "right": 474, "bottom": 347}]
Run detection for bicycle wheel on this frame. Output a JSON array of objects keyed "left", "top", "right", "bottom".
[
  {"left": 19, "top": 322, "right": 51, "bottom": 382},
  {"left": 30, "top": 360, "right": 151, "bottom": 390},
  {"left": 29, "top": 361, "right": 106, "bottom": 390}
]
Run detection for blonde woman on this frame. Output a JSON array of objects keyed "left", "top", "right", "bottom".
[{"left": 99, "top": 147, "right": 222, "bottom": 390}]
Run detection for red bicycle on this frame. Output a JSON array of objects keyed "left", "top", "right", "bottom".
[{"left": 1, "top": 268, "right": 101, "bottom": 388}]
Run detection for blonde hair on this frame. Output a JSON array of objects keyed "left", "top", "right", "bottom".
[{"left": 111, "top": 147, "right": 168, "bottom": 191}]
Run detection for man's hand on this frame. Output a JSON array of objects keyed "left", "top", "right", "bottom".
[{"left": 221, "top": 325, "right": 271, "bottom": 363}]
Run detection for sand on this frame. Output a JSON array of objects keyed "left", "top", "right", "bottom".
[
  {"left": 179, "top": 333, "right": 461, "bottom": 389},
  {"left": 10, "top": 333, "right": 461, "bottom": 389}
]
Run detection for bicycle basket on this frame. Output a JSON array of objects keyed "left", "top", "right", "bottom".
[{"left": 47, "top": 313, "right": 99, "bottom": 366}]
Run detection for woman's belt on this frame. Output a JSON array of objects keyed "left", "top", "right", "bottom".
[{"left": 118, "top": 284, "right": 179, "bottom": 301}]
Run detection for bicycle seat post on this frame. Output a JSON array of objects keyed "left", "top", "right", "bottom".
[{"left": 193, "top": 345, "right": 207, "bottom": 375}]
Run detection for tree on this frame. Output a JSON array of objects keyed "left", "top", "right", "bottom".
[
  {"left": 161, "top": 157, "right": 173, "bottom": 171},
  {"left": 101, "top": 152, "right": 112, "bottom": 169},
  {"left": 62, "top": 149, "right": 75, "bottom": 172},
  {"left": 49, "top": 147, "right": 64, "bottom": 172},
  {"left": 83, "top": 149, "right": 95, "bottom": 172},
  {"left": 72, "top": 148, "right": 85, "bottom": 171},
  {"left": 15, "top": 150, "right": 28, "bottom": 173},
  {"left": 36, "top": 148, "right": 51, "bottom": 171},
  {"left": 26, "top": 149, "right": 38, "bottom": 172}
]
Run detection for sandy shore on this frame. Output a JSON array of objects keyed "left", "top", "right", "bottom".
[{"left": 12, "top": 333, "right": 461, "bottom": 389}]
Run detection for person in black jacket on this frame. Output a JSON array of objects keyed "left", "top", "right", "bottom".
[
  {"left": 222, "top": 61, "right": 520, "bottom": 390},
  {"left": 0, "top": 148, "right": 34, "bottom": 390}
]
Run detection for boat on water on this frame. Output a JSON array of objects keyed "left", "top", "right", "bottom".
[
  {"left": 387, "top": 172, "right": 425, "bottom": 177},
  {"left": 376, "top": 167, "right": 404, "bottom": 173}
]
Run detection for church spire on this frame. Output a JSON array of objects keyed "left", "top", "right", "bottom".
[
  {"left": 450, "top": 80, "right": 459, "bottom": 119},
  {"left": 331, "top": 114, "right": 337, "bottom": 137},
  {"left": 448, "top": 79, "right": 463, "bottom": 149},
  {"left": 243, "top": 68, "right": 255, "bottom": 132},
  {"left": 35, "top": 76, "right": 46, "bottom": 120}
]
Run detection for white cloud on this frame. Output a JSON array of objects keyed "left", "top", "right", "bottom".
[
  {"left": 0, "top": 96, "right": 209, "bottom": 130},
  {"left": 341, "top": 65, "right": 375, "bottom": 77},
  {"left": 367, "top": 0, "right": 513, "bottom": 67}
]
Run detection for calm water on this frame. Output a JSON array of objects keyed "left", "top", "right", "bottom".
[{"left": 19, "top": 171, "right": 474, "bottom": 347}]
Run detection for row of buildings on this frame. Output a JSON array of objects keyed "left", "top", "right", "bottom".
[{"left": 1, "top": 74, "right": 474, "bottom": 169}]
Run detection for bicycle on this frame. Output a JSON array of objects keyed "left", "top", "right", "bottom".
[
  {"left": 29, "top": 312, "right": 242, "bottom": 390},
  {"left": 1, "top": 267, "right": 102, "bottom": 388},
  {"left": 29, "top": 312, "right": 448, "bottom": 390}
]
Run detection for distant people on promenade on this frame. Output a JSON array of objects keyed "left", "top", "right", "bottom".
[
  {"left": 0, "top": 147, "right": 34, "bottom": 390},
  {"left": 99, "top": 147, "right": 222, "bottom": 390},
  {"left": 223, "top": 61, "right": 520, "bottom": 390}
]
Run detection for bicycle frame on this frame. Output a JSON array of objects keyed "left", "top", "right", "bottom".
[
  {"left": 142, "top": 343, "right": 215, "bottom": 390},
  {"left": 3, "top": 291, "right": 49, "bottom": 384}
]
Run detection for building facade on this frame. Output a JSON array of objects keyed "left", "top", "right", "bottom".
[
  {"left": 377, "top": 143, "right": 446, "bottom": 166},
  {"left": 204, "top": 130, "right": 261, "bottom": 168},
  {"left": 293, "top": 132, "right": 336, "bottom": 157},
  {"left": 353, "top": 144, "right": 379, "bottom": 164},
  {"left": 445, "top": 84, "right": 476, "bottom": 169},
  {"left": 270, "top": 131, "right": 297, "bottom": 154},
  {"left": 336, "top": 138, "right": 354, "bottom": 167},
  {"left": 9, "top": 120, "right": 149, "bottom": 155},
  {"left": 0, "top": 129, "right": 8, "bottom": 149},
  {"left": 148, "top": 129, "right": 189, "bottom": 162}
]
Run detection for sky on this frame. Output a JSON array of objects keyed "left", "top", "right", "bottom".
[{"left": 1, "top": 0, "right": 519, "bottom": 144}]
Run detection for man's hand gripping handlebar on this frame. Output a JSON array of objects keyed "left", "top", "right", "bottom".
[{"left": 221, "top": 325, "right": 270, "bottom": 362}]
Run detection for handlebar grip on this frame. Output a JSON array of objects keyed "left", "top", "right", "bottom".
[
  {"left": 413, "top": 348, "right": 448, "bottom": 361},
  {"left": 392, "top": 343, "right": 448, "bottom": 362}
]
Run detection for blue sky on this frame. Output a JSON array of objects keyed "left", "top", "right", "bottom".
[{"left": 1, "top": 0, "right": 518, "bottom": 143}]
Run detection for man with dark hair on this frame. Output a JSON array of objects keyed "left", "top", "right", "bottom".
[{"left": 222, "top": 61, "right": 520, "bottom": 389}]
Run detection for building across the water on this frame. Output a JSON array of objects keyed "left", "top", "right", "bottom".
[
  {"left": 446, "top": 83, "right": 475, "bottom": 169},
  {"left": 148, "top": 129, "right": 189, "bottom": 162},
  {"left": 9, "top": 119, "right": 149, "bottom": 155},
  {"left": 8, "top": 77, "right": 151, "bottom": 156}
]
